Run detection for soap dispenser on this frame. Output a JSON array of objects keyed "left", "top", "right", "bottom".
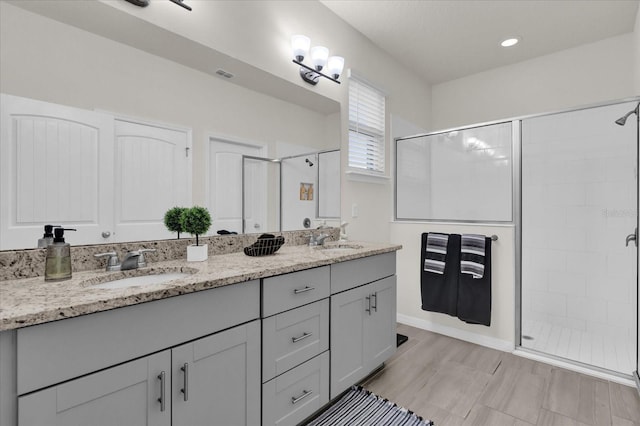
[
  {"left": 37, "top": 224, "right": 60, "bottom": 248},
  {"left": 45, "top": 228, "right": 76, "bottom": 282}
]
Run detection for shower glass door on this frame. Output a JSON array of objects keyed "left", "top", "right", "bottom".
[{"left": 520, "top": 101, "right": 638, "bottom": 376}]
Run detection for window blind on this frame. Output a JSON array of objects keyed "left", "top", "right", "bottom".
[{"left": 348, "top": 78, "right": 385, "bottom": 174}]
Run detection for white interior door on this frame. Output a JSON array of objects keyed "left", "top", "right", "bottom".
[
  {"left": 208, "top": 138, "right": 264, "bottom": 234},
  {"left": 0, "top": 94, "right": 113, "bottom": 249},
  {"left": 113, "top": 119, "right": 191, "bottom": 243}
]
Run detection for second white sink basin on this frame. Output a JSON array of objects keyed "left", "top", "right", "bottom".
[{"left": 91, "top": 271, "right": 192, "bottom": 290}]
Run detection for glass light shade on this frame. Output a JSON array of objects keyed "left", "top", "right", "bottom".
[
  {"left": 327, "top": 56, "right": 344, "bottom": 79},
  {"left": 310, "top": 46, "right": 329, "bottom": 71},
  {"left": 292, "top": 35, "right": 310, "bottom": 61}
]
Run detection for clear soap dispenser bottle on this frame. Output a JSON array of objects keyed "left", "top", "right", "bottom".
[
  {"left": 45, "top": 227, "right": 76, "bottom": 282},
  {"left": 37, "top": 224, "right": 60, "bottom": 248}
]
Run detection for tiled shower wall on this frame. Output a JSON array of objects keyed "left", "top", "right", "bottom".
[{"left": 521, "top": 102, "right": 637, "bottom": 350}]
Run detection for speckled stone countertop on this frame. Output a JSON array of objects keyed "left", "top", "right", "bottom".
[{"left": 0, "top": 241, "right": 401, "bottom": 331}]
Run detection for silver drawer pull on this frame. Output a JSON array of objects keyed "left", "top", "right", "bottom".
[
  {"left": 157, "top": 371, "right": 166, "bottom": 412},
  {"left": 365, "top": 296, "right": 371, "bottom": 315},
  {"left": 181, "top": 363, "right": 189, "bottom": 402},
  {"left": 291, "top": 389, "right": 313, "bottom": 404},
  {"left": 294, "top": 286, "right": 315, "bottom": 294},
  {"left": 292, "top": 332, "right": 313, "bottom": 343},
  {"left": 371, "top": 292, "right": 378, "bottom": 312}
]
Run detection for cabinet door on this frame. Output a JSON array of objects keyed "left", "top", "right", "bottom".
[
  {"left": 18, "top": 350, "right": 170, "bottom": 426},
  {"left": 330, "top": 285, "right": 368, "bottom": 398},
  {"left": 365, "top": 276, "right": 397, "bottom": 371},
  {"left": 172, "top": 320, "right": 261, "bottom": 426}
]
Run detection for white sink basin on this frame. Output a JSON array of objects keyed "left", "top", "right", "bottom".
[{"left": 91, "top": 271, "right": 191, "bottom": 289}]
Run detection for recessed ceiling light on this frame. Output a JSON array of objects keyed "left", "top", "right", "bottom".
[{"left": 501, "top": 38, "right": 519, "bottom": 47}]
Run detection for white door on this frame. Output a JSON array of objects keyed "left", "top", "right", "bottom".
[
  {"left": 113, "top": 119, "right": 191, "bottom": 242},
  {"left": 0, "top": 94, "right": 113, "bottom": 249},
  {"left": 208, "top": 138, "right": 264, "bottom": 234}
]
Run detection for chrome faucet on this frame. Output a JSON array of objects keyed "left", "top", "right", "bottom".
[
  {"left": 308, "top": 233, "right": 330, "bottom": 246},
  {"left": 120, "top": 251, "right": 141, "bottom": 270},
  {"left": 94, "top": 248, "right": 157, "bottom": 271}
]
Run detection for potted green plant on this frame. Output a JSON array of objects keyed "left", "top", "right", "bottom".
[
  {"left": 180, "top": 206, "right": 212, "bottom": 262},
  {"left": 164, "top": 207, "right": 186, "bottom": 239}
]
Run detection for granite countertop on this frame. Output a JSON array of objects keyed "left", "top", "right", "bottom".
[{"left": 0, "top": 241, "right": 401, "bottom": 331}]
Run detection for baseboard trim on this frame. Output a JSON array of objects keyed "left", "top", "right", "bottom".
[{"left": 396, "top": 313, "right": 514, "bottom": 352}]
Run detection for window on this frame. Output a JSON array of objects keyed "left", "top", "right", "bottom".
[{"left": 348, "top": 77, "right": 386, "bottom": 174}]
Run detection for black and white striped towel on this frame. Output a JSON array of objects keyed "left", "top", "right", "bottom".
[
  {"left": 460, "top": 234, "right": 486, "bottom": 279},
  {"left": 424, "top": 233, "right": 449, "bottom": 274}
]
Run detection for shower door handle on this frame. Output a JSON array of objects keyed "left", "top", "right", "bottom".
[{"left": 625, "top": 228, "right": 637, "bottom": 247}]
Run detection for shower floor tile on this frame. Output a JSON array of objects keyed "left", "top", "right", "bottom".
[{"left": 521, "top": 320, "right": 635, "bottom": 375}]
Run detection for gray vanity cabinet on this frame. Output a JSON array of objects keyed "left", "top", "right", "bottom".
[
  {"left": 172, "top": 320, "right": 261, "bottom": 426},
  {"left": 15, "top": 281, "right": 261, "bottom": 426},
  {"left": 19, "top": 350, "right": 172, "bottom": 426},
  {"left": 261, "top": 267, "right": 331, "bottom": 426},
  {"left": 329, "top": 253, "right": 397, "bottom": 399},
  {"left": 18, "top": 321, "right": 260, "bottom": 426}
]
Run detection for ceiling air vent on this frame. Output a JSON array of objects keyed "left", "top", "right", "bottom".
[{"left": 215, "top": 69, "right": 234, "bottom": 79}]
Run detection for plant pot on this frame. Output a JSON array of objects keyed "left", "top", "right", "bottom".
[{"left": 187, "top": 244, "right": 208, "bottom": 262}]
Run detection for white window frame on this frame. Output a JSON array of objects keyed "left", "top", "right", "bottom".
[{"left": 348, "top": 75, "right": 386, "bottom": 179}]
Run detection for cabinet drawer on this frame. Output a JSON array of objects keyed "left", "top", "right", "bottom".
[
  {"left": 262, "top": 351, "right": 329, "bottom": 426},
  {"left": 262, "top": 299, "right": 329, "bottom": 382},
  {"left": 17, "top": 280, "right": 260, "bottom": 395},
  {"left": 263, "top": 266, "right": 330, "bottom": 317},
  {"left": 330, "top": 252, "right": 396, "bottom": 294}
]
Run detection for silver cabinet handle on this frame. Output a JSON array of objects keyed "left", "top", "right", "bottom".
[
  {"left": 626, "top": 228, "right": 637, "bottom": 247},
  {"left": 291, "top": 389, "right": 313, "bottom": 404},
  {"left": 181, "top": 363, "right": 189, "bottom": 402},
  {"left": 157, "top": 371, "right": 166, "bottom": 412},
  {"left": 371, "top": 292, "right": 378, "bottom": 312},
  {"left": 294, "top": 286, "right": 315, "bottom": 294},
  {"left": 101, "top": 231, "right": 111, "bottom": 238},
  {"left": 365, "top": 296, "right": 371, "bottom": 315},
  {"left": 292, "top": 332, "right": 313, "bottom": 343}
]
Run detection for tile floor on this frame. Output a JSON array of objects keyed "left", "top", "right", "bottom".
[
  {"left": 521, "top": 319, "right": 635, "bottom": 375},
  {"left": 361, "top": 324, "right": 640, "bottom": 426}
]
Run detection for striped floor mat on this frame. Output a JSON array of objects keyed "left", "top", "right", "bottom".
[{"left": 305, "top": 386, "right": 433, "bottom": 426}]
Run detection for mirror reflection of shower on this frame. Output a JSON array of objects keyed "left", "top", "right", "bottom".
[
  {"left": 615, "top": 103, "right": 639, "bottom": 126},
  {"left": 241, "top": 149, "right": 340, "bottom": 233}
]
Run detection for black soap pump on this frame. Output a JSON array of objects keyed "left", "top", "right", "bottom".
[
  {"left": 44, "top": 228, "right": 76, "bottom": 282},
  {"left": 37, "top": 224, "right": 60, "bottom": 248}
]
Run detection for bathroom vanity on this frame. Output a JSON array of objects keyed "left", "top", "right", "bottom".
[{"left": 0, "top": 241, "right": 400, "bottom": 426}]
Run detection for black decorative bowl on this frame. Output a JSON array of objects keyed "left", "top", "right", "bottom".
[{"left": 243, "top": 234, "right": 285, "bottom": 257}]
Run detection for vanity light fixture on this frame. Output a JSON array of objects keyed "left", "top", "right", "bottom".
[{"left": 292, "top": 35, "right": 344, "bottom": 85}]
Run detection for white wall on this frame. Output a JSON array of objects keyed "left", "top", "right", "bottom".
[{"left": 431, "top": 33, "right": 636, "bottom": 130}]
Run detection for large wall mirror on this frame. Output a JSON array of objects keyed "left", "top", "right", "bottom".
[{"left": 0, "top": 3, "right": 342, "bottom": 250}]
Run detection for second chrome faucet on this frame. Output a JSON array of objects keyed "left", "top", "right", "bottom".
[{"left": 94, "top": 248, "right": 157, "bottom": 271}]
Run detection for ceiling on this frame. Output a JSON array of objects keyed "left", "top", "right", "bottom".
[{"left": 320, "top": 0, "right": 639, "bottom": 84}]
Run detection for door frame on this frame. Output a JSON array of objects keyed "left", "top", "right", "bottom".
[{"left": 205, "top": 134, "right": 267, "bottom": 235}]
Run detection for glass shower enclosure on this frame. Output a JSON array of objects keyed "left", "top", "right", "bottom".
[{"left": 519, "top": 101, "right": 639, "bottom": 377}]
